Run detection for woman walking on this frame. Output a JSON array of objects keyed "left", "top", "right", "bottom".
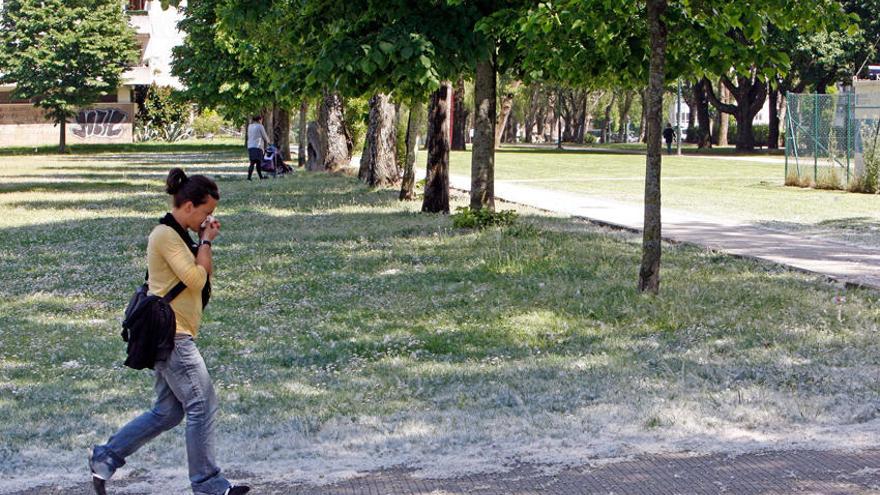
[
  {"left": 247, "top": 115, "right": 271, "bottom": 180},
  {"left": 89, "top": 169, "right": 249, "bottom": 495}
]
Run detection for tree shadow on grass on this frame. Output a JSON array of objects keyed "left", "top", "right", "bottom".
[
  {"left": 60, "top": 152, "right": 245, "bottom": 165},
  {"left": 754, "top": 217, "right": 880, "bottom": 248},
  {"left": 0, "top": 180, "right": 153, "bottom": 195}
]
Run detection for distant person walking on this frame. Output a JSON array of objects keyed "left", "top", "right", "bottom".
[
  {"left": 663, "top": 122, "right": 675, "bottom": 154},
  {"left": 89, "top": 169, "right": 249, "bottom": 495},
  {"left": 247, "top": 115, "right": 271, "bottom": 180}
]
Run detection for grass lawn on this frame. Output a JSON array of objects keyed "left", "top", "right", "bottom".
[
  {"left": 449, "top": 148, "right": 880, "bottom": 247},
  {"left": 0, "top": 137, "right": 245, "bottom": 156},
  {"left": 572, "top": 142, "right": 786, "bottom": 156},
  {"left": 3, "top": 151, "right": 880, "bottom": 490}
]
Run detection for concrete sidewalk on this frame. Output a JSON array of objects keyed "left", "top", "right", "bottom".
[
  {"left": 11, "top": 449, "right": 880, "bottom": 494},
  {"left": 447, "top": 173, "right": 880, "bottom": 290}
]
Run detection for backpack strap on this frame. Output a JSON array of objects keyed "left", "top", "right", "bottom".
[{"left": 162, "top": 281, "right": 187, "bottom": 303}]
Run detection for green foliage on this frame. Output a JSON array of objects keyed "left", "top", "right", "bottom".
[
  {"left": 753, "top": 125, "right": 770, "bottom": 147},
  {"left": 502, "top": 0, "right": 852, "bottom": 90},
  {"left": 583, "top": 133, "right": 598, "bottom": 144},
  {"left": 161, "top": 121, "right": 194, "bottom": 143},
  {"left": 343, "top": 96, "right": 370, "bottom": 153},
  {"left": 192, "top": 109, "right": 227, "bottom": 137},
  {"left": 143, "top": 84, "right": 191, "bottom": 130},
  {"left": 0, "top": 0, "right": 139, "bottom": 148},
  {"left": 172, "top": 0, "right": 279, "bottom": 121},
  {"left": 452, "top": 207, "right": 519, "bottom": 229},
  {"left": 726, "top": 123, "right": 769, "bottom": 147},
  {"left": 215, "top": 0, "right": 525, "bottom": 102},
  {"left": 851, "top": 124, "right": 880, "bottom": 194}
]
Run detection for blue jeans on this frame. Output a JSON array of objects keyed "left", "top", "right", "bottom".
[{"left": 91, "top": 335, "right": 230, "bottom": 495}]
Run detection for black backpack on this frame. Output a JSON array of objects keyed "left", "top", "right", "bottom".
[{"left": 121, "top": 277, "right": 186, "bottom": 370}]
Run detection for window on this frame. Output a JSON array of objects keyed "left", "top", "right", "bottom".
[{"left": 126, "top": 0, "right": 147, "bottom": 12}]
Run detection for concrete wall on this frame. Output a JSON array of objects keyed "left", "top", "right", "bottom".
[{"left": 0, "top": 103, "right": 135, "bottom": 147}]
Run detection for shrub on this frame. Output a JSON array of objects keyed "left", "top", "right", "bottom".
[
  {"left": 133, "top": 120, "right": 159, "bottom": 142},
  {"left": 452, "top": 206, "right": 518, "bottom": 229},
  {"left": 850, "top": 124, "right": 880, "bottom": 194},
  {"left": 344, "top": 96, "right": 369, "bottom": 153},
  {"left": 785, "top": 172, "right": 812, "bottom": 188},
  {"left": 143, "top": 84, "right": 190, "bottom": 129},
  {"left": 582, "top": 133, "right": 598, "bottom": 144},
  {"left": 140, "top": 84, "right": 193, "bottom": 142},
  {"left": 814, "top": 167, "right": 843, "bottom": 190},
  {"left": 726, "top": 123, "right": 770, "bottom": 147},
  {"left": 192, "top": 109, "right": 225, "bottom": 138},
  {"left": 162, "top": 121, "right": 193, "bottom": 143},
  {"left": 753, "top": 124, "right": 770, "bottom": 147}
]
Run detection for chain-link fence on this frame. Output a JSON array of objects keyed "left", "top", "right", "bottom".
[{"left": 785, "top": 92, "right": 880, "bottom": 189}]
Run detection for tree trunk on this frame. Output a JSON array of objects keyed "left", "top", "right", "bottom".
[
  {"left": 602, "top": 93, "right": 617, "bottom": 143},
  {"left": 693, "top": 79, "right": 712, "bottom": 148},
  {"left": 639, "top": 0, "right": 667, "bottom": 295},
  {"left": 639, "top": 88, "right": 648, "bottom": 143},
  {"left": 452, "top": 78, "right": 468, "bottom": 150},
  {"left": 717, "top": 80, "right": 729, "bottom": 146},
  {"left": 400, "top": 100, "right": 425, "bottom": 201},
  {"left": 575, "top": 93, "right": 589, "bottom": 143},
  {"left": 495, "top": 80, "right": 521, "bottom": 148},
  {"left": 618, "top": 91, "right": 634, "bottom": 142},
  {"left": 768, "top": 87, "right": 780, "bottom": 149},
  {"left": 705, "top": 74, "right": 767, "bottom": 151},
  {"left": 471, "top": 56, "right": 496, "bottom": 211},
  {"left": 306, "top": 122, "right": 324, "bottom": 171},
  {"left": 318, "top": 91, "right": 352, "bottom": 171},
  {"left": 359, "top": 93, "right": 399, "bottom": 187},
  {"left": 422, "top": 83, "right": 451, "bottom": 213},
  {"left": 275, "top": 108, "right": 291, "bottom": 160},
  {"left": 59, "top": 118, "right": 67, "bottom": 153},
  {"left": 298, "top": 101, "right": 308, "bottom": 167},
  {"left": 261, "top": 107, "right": 274, "bottom": 142}
]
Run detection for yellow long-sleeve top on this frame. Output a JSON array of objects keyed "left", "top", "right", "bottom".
[{"left": 147, "top": 225, "right": 208, "bottom": 337}]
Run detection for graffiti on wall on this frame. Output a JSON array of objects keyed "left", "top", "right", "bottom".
[{"left": 72, "top": 108, "right": 129, "bottom": 139}]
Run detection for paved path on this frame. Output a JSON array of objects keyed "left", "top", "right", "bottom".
[
  {"left": 445, "top": 173, "right": 880, "bottom": 290},
  {"left": 10, "top": 449, "right": 880, "bottom": 494}
]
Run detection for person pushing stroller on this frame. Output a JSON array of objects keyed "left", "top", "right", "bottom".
[{"left": 246, "top": 116, "right": 270, "bottom": 181}]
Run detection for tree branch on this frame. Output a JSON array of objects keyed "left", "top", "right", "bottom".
[{"left": 703, "top": 77, "right": 737, "bottom": 115}]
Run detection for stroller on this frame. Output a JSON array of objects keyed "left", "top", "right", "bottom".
[{"left": 260, "top": 144, "right": 293, "bottom": 177}]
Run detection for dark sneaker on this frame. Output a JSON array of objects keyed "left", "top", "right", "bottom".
[
  {"left": 91, "top": 474, "right": 107, "bottom": 495},
  {"left": 88, "top": 450, "right": 113, "bottom": 495},
  {"left": 224, "top": 486, "right": 250, "bottom": 495}
]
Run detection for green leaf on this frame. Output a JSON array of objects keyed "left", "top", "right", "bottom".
[
  {"left": 847, "top": 23, "right": 860, "bottom": 37},
  {"left": 378, "top": 41, "right": 395, "bottom": 54}
]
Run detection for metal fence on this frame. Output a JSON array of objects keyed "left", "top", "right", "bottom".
[{"left": 785, "top": 92, "right": 880, "bottom": 188}]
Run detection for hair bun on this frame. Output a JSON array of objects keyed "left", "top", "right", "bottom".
[{"left": 165, "top": 168, "right": 188, "bottom": 195}]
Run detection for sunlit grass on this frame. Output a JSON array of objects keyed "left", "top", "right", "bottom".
[{"left": 449, "top": 148, "right": 880, "bottom": 246}]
